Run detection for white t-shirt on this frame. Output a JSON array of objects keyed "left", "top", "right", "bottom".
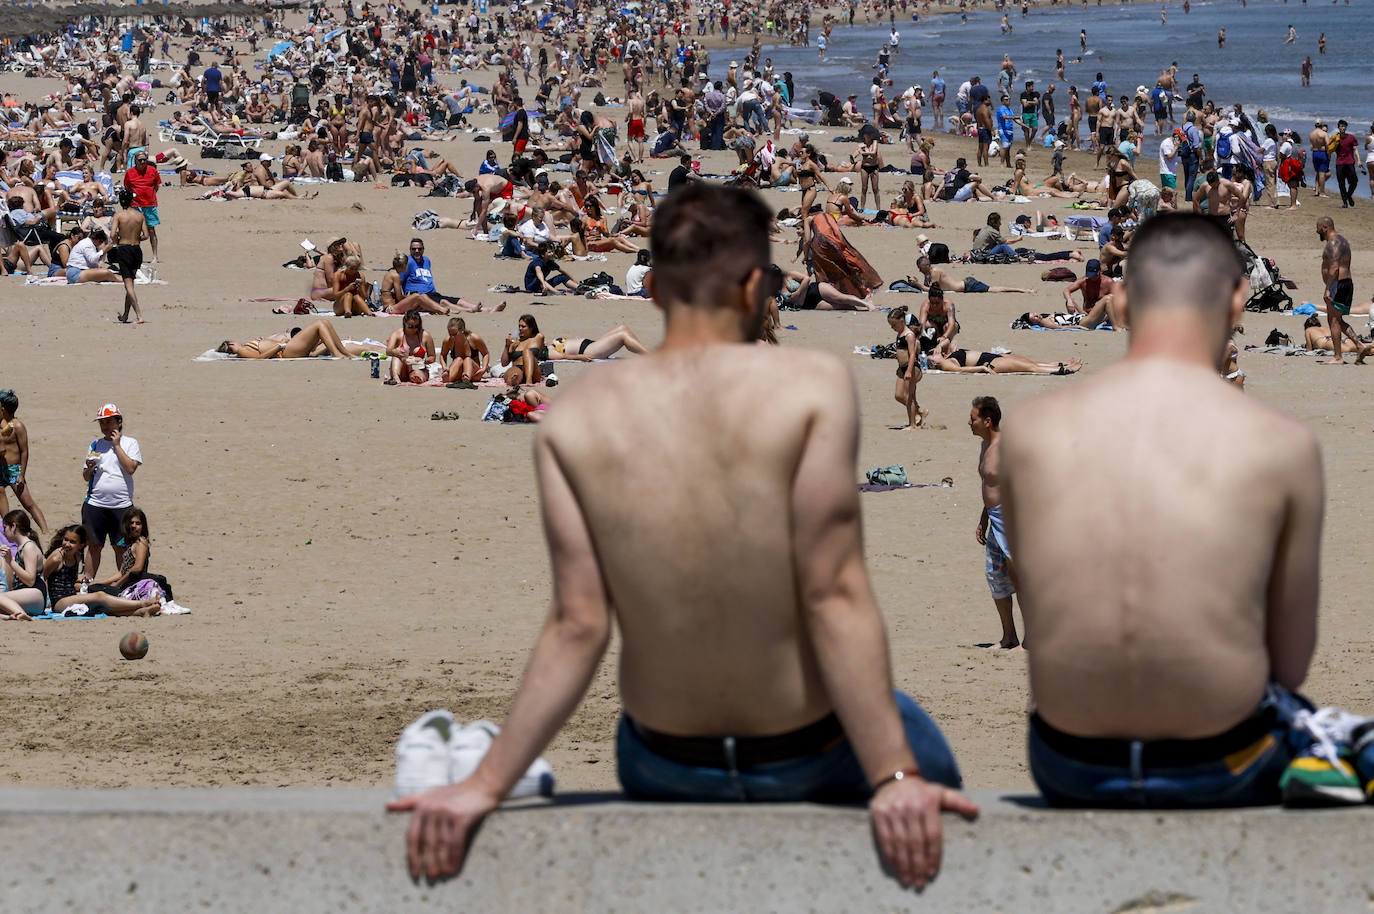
[
  {"left": 68, "top": 237, "right": 103, "bottom": 271},
  {"left": 625, "top": 263, "right": 650, "bottom": 294},
  {"left": 85, "top": 434, "right": 142, "bottom": 508},
  {"left": 1157, "top": 135, "right": 1177, "bottom": 176},
  {"left": 1260, "top": 136, "right": 1277, "bottom": 163}
]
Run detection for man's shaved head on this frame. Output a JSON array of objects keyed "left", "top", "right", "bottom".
[
  {"left": 1316, "top": 216, "right": 1334, "bottom": 233},
  {"left": 1124, "top": 214, "right": 1243, "bottom": 318}
]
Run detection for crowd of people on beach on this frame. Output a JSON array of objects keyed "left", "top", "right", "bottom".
[{"left": 3, "top": 0, "right": 1373, "bottom": 896}]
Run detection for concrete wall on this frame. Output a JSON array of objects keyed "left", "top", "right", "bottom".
[{"left": 1, "top": 788, "right": 1368, "bottom": 912}]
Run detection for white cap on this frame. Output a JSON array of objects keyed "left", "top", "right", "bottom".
[{"left": 259, "top": 152, "right": 273, "bottom": 161}]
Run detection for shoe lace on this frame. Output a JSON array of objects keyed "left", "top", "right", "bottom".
[{"left": 1291, "top": 707, "right": 1367, "bottom": 766}]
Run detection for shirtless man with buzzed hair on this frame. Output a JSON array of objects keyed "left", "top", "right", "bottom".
[
  {"left": 388, "top": 182, "right": 978, "bottom": 887},
  {"left": 1316, "top": 216, "right": 1357, "bottom": 365},
  {"left": 1191, "top": 170, "right": 1243, "bottom": 236},
  {"left": 1000, "top": 213, "right": 1323, "bottom": 807}
]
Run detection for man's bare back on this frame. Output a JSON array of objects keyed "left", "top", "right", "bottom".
[
  {"left": 539, "top": 344, "right": 842, "bottom": 736},
  {"left": 111, "top": 208, "right": 145, "bottom": 246},
  {"left": 1001, "top": 215, "right": 1321, "bottom": 743}
]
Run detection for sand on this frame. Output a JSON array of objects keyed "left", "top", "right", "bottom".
[{"left": 2, "top": 24, "right": 1373, "bottom": 794}]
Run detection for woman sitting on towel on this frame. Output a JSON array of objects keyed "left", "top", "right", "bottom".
[
  {"left": 216, "top": 320, "right": 356, "bottom": 359},
  {"left": 927, "top": 338, "right": 1082, "bottom": 374},
  {"left": 380, "top": 253, "right": 450, "bottom": 315},
  {"left": 331, "top": 255, "right": 373, "bottom": 318},
  {"left": 567, "top": 216, "right": 640, "bottom": 256},
  {"left": 441, "top": 317, "right": 492, "bottom": 385},
  {"left": 548, "top": 324, "right": 649, "bottom": 361},
  {"left": 501, "top": 314, "right": 547, "bottom": 386},
  {"left": 0, "top": 510, "right": 48, "bottom": 620},
  {"left": 57, "top": 507, "right": 173, "bottom": 615}
]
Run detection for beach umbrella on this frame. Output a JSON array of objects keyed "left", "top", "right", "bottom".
[
  {"left": 267, "top": 40, "right": 294, "bottom": 59},
  {"left": 322, "top": 27, "right": 345, "bottom": 41}
]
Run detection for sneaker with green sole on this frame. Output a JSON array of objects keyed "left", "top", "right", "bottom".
[{"left": 1280, "top": 707, "right": 1369, "bottom": 806}]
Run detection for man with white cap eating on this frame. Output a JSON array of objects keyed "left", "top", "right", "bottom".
[{"left": 81, "top": 403, "right": 143, "bottom": 580}]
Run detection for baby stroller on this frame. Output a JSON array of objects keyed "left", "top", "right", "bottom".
[
  {"left": 724, "top": 152, "right": 763, "bottom": 187},
  {"left": 1237, "top": 240, "right": 1293, "bottom": 312}
]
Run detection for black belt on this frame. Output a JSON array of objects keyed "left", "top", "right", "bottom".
[
  {"left": 628, "top": 712, "right": 847, "bottom": 770},
  {"left": 1030, "top": 707, "right": 1278, "bottom": 769}
]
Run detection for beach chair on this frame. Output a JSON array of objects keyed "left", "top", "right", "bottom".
[
  {"left": 156, "top": 119, "right": 213, "bottom": 147},
  {"left": 195, "top": 115, "right": 263, "bottom": 151}
]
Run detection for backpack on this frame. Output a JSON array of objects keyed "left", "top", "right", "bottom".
[
  {"left": 1264, "top": 328, "right": 1292, "bottom": 346},
  {"left": 412, "top": 209, "right": 440, "bottom": 231},
  {"left": 427, "top": 175, "right": 461, "bottom": 197},
  {"left": 325, "top": 159, "right": 345, "bottom": 182},
  {"left": 576, "top": 271, "right": 615, "bottom": 294},
  {"left": 926, "top": 242, "right": 950, "bottom": 264},
  {"left": 1216, "top": 132, "right": 1233, "bottom": 160},
  {"left": 865, "top": 465, "right": 909, "bottom": 487}
]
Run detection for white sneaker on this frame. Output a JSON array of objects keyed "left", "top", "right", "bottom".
[
  {"left": 453, "top": 720, "right": 556, "bottom": 799},
  {"left": 393, "top": 709, "right": 456, "bottom": 800}
]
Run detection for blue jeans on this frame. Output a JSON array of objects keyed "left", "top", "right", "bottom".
[
  {"left": 1180, "top": 153, "right": 1199, "bottom": 201},
  {"left": 617, "top": 691, "right": 961, "bottom": 802},
  {"left": 499, "top": 236, "right": 526, "bottom": 258},
  {"left": 1028, "top": 684, "right": 1311, "bottom": 808},
  {"left": 740, "top": 100, "right": 767, "bottom": 135},
  {"left": 986, "top": 243, "right": 1019, "bottom": 258}
]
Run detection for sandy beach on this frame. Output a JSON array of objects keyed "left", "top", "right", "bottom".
[{"left": 1, "top": 6, "right": 1372, "bottom": 796}]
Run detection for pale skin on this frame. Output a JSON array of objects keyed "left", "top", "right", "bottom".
[
  {"left": 81, "top": 416, "right": 139, "bottom": 578},
  {"left": 388, "top": 253, "right": 978, "bottom": 889},
  {"left": 1000, "top": 267, "right": 1321, "bottom": 740},
  {"left": 971, "top": 410, "right": 1018, "bottom": 649}
]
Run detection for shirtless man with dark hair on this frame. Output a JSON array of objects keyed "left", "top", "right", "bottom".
[
  {"left": 1316, "top": 216, "right": 1357, "bottom": 365},
  {"left": 109, "top": 189, "right": 148, "bottom": 324},
  {"left": 1001, "top": 213, "right": 1323, "bottom": 808},
  {"left": 388, "top": 181, "right": 978, "bottom": 888}
]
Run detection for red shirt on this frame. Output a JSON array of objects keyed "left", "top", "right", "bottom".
[
  {"left": 1334, "top": 132, "right": 1359, "bottom": 167},
  {"left": 123, "top": 163, "right": 159, "bottom": 207}
]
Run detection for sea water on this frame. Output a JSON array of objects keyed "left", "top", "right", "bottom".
[{"left": 765, "top": 0, "right": 1370, "bottom": 194}]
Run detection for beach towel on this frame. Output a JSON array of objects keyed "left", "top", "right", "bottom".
[
  {"left": 24, "top": 274, "right": 164, "bottom": 286},
  {"left": 1010, "top": 312, "right": 1113, "bottom": 331},
  {"left": 859, "top": 477, "right": 955, "bottom": 493}
]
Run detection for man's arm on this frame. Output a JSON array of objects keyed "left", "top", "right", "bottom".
[
  {"left": 15, "top": 421, "right": 29, "bottom": 483},
  {"left": 1265, "top": 430, "right": 1323, "bottom": 690},
  {"left": 386, "top": 427, "right": 611, "bottom": 881},
  {"left": 791, "top": 360, "right": 977, "bottom": 889}
]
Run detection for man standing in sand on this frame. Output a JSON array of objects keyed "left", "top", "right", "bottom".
[
  {"left": 0, "top": 390, "right": 49, "bottom": 535},
  {"left": 121, "top": 149, "right": 160, "bottom": 263},
  {"left": 1308, "top": 120, "right": 1331, "bottom": 198},
  {"left": 109, "top": 188, "right": 147, "bottom": 324},
  {"left": 971, "top": 396, "right": 1018, "bottom": 649},
  {"left": 1316, "top": 216, "right": 1356, "bottom": 365},
  {"left": 119, "top": 104, "right": 148, "bottom": 168},
  {"left": 388, "top": 182, "right": 978, "bottom": 889},
  {"left": 1001, "top": 213, "right": 1323, "bottom": 807}
]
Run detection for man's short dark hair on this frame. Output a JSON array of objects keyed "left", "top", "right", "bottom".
[
  {"left": 1124, "top": 213, "right": 1244, "bottom": 317},
  {"left": 972, "top": 396, "right": 1001, "bottom": 427},
  {"left": 649, "top": 183, "right": 771, "bottom": 308},
  {"left": 679, "top": 153, "right": 692, "bottom": 164}
]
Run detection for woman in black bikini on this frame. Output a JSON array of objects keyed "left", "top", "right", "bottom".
[
  {"left": 549, "top": 325, "right": 649, "bottom": 361},
  {"left": 42, "top": 524, "right": 87, "bottom": 607},
  {"left": 795, "top": 144, "right": 828, "bottom": 249},
  {"left": 928, "top": 338, "right": 1081, "bottom": 374},
  {"left": 502, "top": 314, "right": 547, "bottom": 386},
  {"left": 887, "top": 307, "right": 928, "bottom": 430},
  {"left": 52, "top": 507, "right": 163, "bottom": 617},
  {"left": 857, "top": 134, "right": 883, "bottom": 213}
]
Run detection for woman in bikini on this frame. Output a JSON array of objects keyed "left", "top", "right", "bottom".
[
  {"left": 888, "top": 180, "right": 936, "bottom": 227},
  {"left": 501, "top": 314, "right": 547, "bottom": 386},
  {"left": 308, "top": 238, "right": 345, "bottom": 303},
  {"left": 887, "top": 307, "right": 927, "bottom": 430},
  {"left": 928, "top": 338, "right": 1082, "bottom": 374},
  {"left": 548, "top": 324, "right": 649, "bottom": 361},
  {"left": 1105, "top": 148, "right": 1137, "bottom": 207},
  {"left": 55, "top": 507, "right": 168, "bottom": 616},
  {"left": 856, "top": 133, "right": 883, "bottom": 212},
  {"left": 1303, "top": 315, "right": 1372, "bottom": 362},
  {"left": 331, "top": 254, "right": 372, "bottom": 318},
  {"left": 441, "top": 317, "right": 492, "bottom": 385},
  {"left": 381, "top": 253, "right": 449, "bottom": 315},
  {"left": 216, "top": 320, "right": 356, "bottom": 359},
  {"left": 328, "top": 95, "right": 349, "bottom": 158},
  {"left": 795, "top": 144, "right": 828, "bottom": 248},
  {"left": 0, "top": 510, "right": 48, "bottom": 619},
  {"left": 568, "top": 215, "right": 640, "bottom": 255}
]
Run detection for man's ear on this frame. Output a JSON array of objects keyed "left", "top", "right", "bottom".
[
  {"left": 1227, "top": 274, "right": 1246, "bottom": 332},
  {"left": 643, "top": 269, "right": 661, "bottom": 312}
]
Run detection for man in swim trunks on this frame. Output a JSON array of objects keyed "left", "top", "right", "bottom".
[
  {"left": 910, "top": 256, "right": 1031, "bottom": 294},
  {"left": 109, "top": 188, "right": 147, "bottom": 324},
  {"left": 973, "top": 97, "right": 993, "bottom": 167},
  {"left": 1316, "top": 216, "right": 1357, "bottom": 365},
  {"left": 121, "top": 148, "right": 160, "bottom": 263},
  {"left": 971, "top": 396, "right": 1017, "bottom": 649},
  {"left": 1018, "top": 80, "right": 1040, "bottom": 151},
  {"left": 388, "top": 181, "right": 978, "bottom": 890},
  {"left": 464, "top": 174, "right": 514, "bottom": 226},
  {"left": 1308, "top": 120, "right": 1330, "bottom": 198},
  {"left": 0, "top": 389, "right": 48, "bottom": 534},
  {"left": 626, "top": 89, "right": 648, "bottom": 160},
  {"left": 1001, "top": 213, "right": 1323, "bottom": 808}
]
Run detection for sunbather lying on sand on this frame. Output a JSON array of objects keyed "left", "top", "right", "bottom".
[{"left": 215, "top": 320, "right": 356, "bottom": 358}]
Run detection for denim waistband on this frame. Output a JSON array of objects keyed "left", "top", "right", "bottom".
[
  {"left": 627, "top": 712, "right": 846, "bottom": 770},
  {"left": 1030, "top": 705, "right": 1278, "bottom": 769}
]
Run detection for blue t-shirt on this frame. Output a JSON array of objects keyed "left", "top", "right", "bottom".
[
  {"left": 930, "top": 77, "right": 946, "bottom": 96},
  {"left": 1097, "top": 222, "right": 1113, "bottom": 249},
  {"left": 1091, "top": 80, "right": 1108, "bottom": 101},
  {"left": 968, "top": 84, "right": 990, "bottom": 111},
  {"left": 204, "top": 66, "right": 222, "bottom": 93},
  {"left": 995, "top": 105, "right": 1016, "bottom": 142},
  {"left": 402, "top": 255, "right": 437, "bottom": 294}
]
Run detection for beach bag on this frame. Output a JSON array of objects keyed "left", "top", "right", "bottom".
[
  {"left": 869, "top": 343, "right": 896, "bottom": 359},
  {"left": 1278, "top": 156, "right": 1302, "bottom": 184},
  {"left": 428, "top": 175, "right": 460, "bottom": 197},
  {"left": 926, "top": 242, "right": 950, "bottom": 264},
  {"left": 865, "top": 465, "right": 908, "bottom": 486},
  {"left": 325, "top": 159, "right": 344, "bottom": 181},
  {"left": 120, "top": 577, "right": 165, "bottom": 603},
  {"left": 412, "top": 210, "right": 440, "bottom": 231},
  {"left": 481, "top": 395, "right": 511, "bottom": 422},
  {"left": 1043, "top": 266, "right": 1076, "bottom": 282},
  {"left": 1264, "top": 328, "right": 1292, "bottom": 346},
  {"left": 576, "top": 271, "right": 614, "bottom": 294}
]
